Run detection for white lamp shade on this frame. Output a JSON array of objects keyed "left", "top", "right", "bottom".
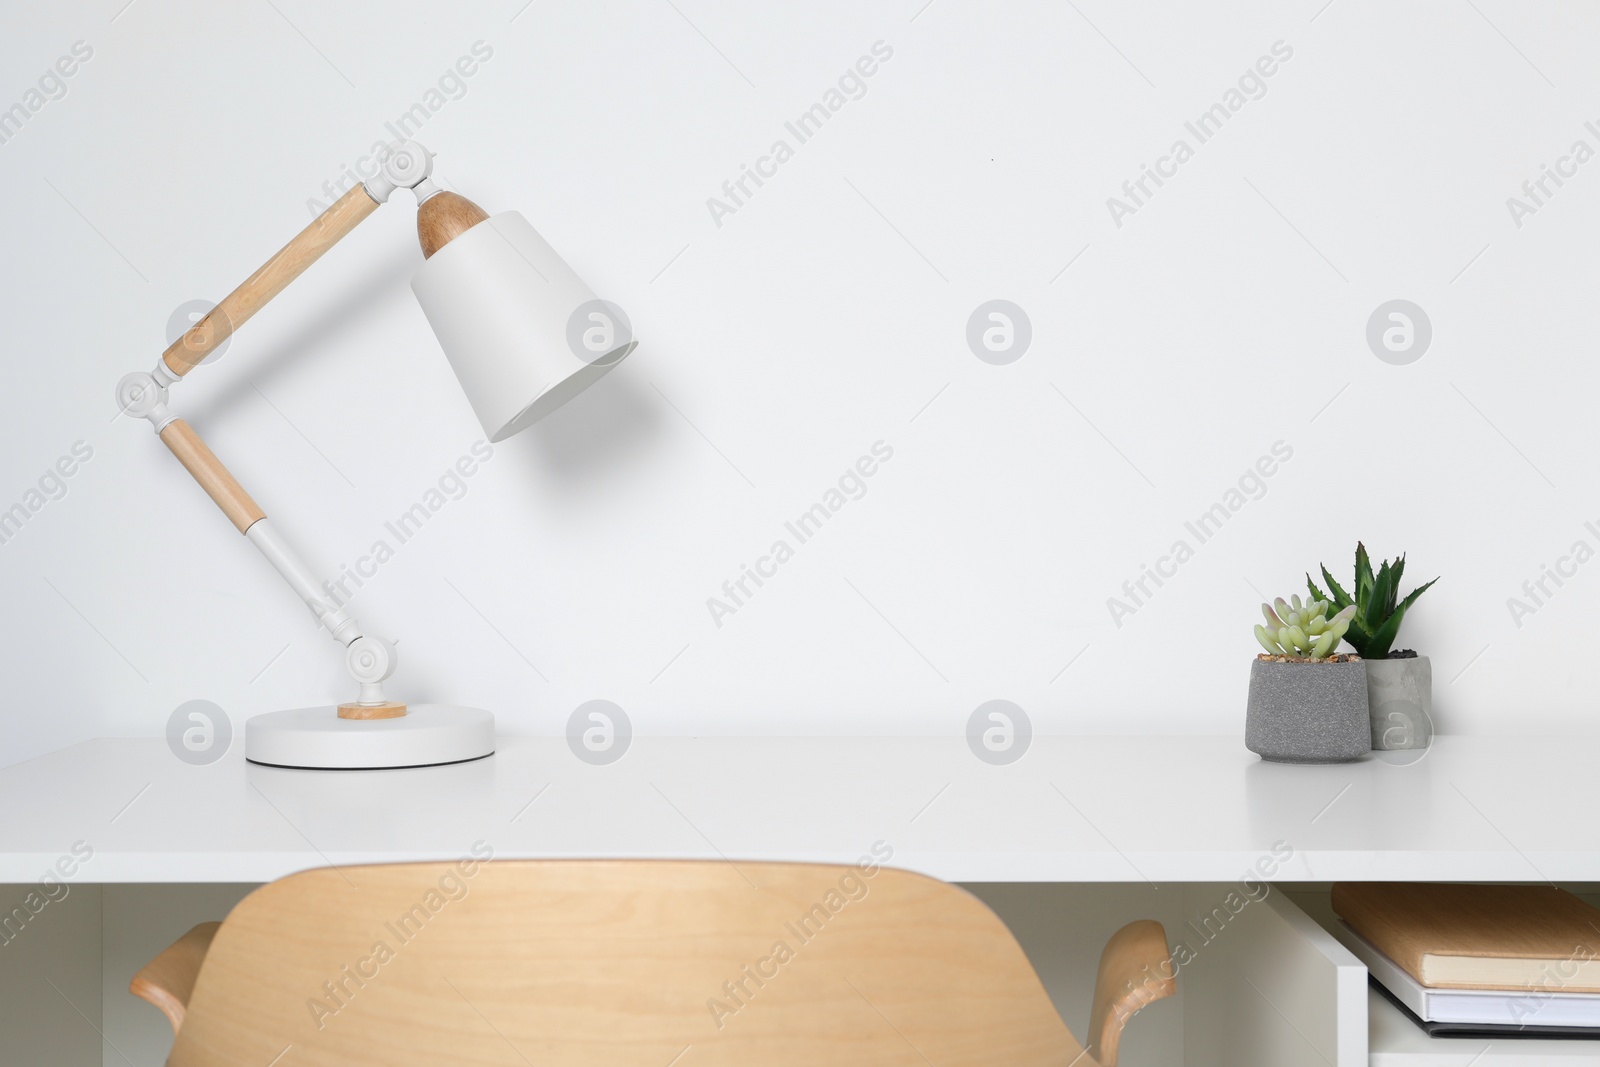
[{"left": 411, "top": 211, "right": 636, "bottom": 442}]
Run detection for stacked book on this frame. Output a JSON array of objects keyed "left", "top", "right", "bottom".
[{"left": 1331, "top": 882, "right": 1600, "bottom": 1038}]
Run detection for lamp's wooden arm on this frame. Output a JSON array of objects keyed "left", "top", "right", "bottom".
[
  {"left": 159, "top": 419, "right": 265, "bottom": 532},
  {"left": 130, "top": 921, "right": 221, "bottom": 1036},
  {"left": 162, "top": 184, "right": 379, "bottom": 377},
  {"left": 147, "top": 184, "right": 384, "bottom": 532},
  {"left": 1085, "top": 919, "right": 1176, "bottom": 1067}
]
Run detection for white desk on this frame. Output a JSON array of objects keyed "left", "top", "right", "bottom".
[
  {"left": 3, "top": 735, "right": 1596, "bottom": 1067},
  {"left": 0, "top": 734, "right": 1590, "bottom": 884}
]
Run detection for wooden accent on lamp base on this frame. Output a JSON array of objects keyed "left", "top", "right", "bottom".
[
  {"left": 417, "top": 192, "right": 489, "bottom": 258},
  {"left": 337, "top": 701, "right": 407, "bottom": 720}
]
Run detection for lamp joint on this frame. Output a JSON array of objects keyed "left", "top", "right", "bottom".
[
  {"left": 363, "top": 140, "right": 436, "bottom": 204},
  {"left": 114, "top": 365, "right": 180, "bottom": 432}
]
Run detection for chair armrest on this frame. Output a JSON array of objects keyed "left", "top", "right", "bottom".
[
  {"left": 130, "top": 921, "right": 221, "bottom": 1036},
  {"left": 1085, "top": 919, "right": 1176, "bottom": 1067}
]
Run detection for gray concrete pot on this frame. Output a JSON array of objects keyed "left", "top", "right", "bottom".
[
  {"left": 1365, "top": 655, "right": 1432, "bottom": 751},
  {"left": 1245, "top": 657, "right": 1371, "bottom": 763}
]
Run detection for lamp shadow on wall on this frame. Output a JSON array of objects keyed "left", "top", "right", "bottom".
[
  {"left": 192, "top": 254, "right": 419, "bottom": 422},
  {"left": 505, "top": 361, "right": 661, "bottom": 496},
  {"left": 183, "top": 251, "right": 419, "bottom": 422}
]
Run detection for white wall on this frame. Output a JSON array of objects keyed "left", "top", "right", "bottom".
[{"left": 3, "top": 0, "right": 1596, "bottom": 766}]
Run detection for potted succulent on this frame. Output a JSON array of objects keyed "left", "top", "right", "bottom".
[
  {"left": 1246, "top": 595, "right": 1370, "bottom": 763},
  {"left": 1308, "top": 544, "right": 1437, "bottom": 752}
]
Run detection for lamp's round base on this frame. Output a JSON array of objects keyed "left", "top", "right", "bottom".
[{"left": 245, "top": 704, "right": 494, "bottom": 769}]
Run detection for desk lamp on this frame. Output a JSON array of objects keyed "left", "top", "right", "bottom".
[{"left": 114, "top": 141, "right": 636, "bottom": 769}]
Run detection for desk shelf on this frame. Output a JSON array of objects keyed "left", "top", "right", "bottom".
[
  {"left": 1279, "top": 889, "right": 1600, "bottom": 1066},
  {"left": 1369, "top": 987, "right": 1600, "bottom": 1065}
]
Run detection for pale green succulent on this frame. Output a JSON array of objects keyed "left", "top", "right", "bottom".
[{"left": 1254, "top": 594, "right": 1357, "bottom": 660}]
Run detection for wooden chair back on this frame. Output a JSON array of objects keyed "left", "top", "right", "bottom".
[{"left": 166, "top": 858, "right": 1094, "bottom": 1066}]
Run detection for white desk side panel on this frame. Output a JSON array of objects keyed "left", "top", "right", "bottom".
[{"left": 1183, "top": 885, "right": 1366, "bottom": 1066}]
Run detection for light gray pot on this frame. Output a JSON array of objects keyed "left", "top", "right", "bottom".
[
  {"left": 1245, "top": 658, "right": 1371, "bottom": 764},
  {"left": 1365, "top": 655, "right": 1432, "bottom": 751}
]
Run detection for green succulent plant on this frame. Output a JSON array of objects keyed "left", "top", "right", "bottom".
[
  {"left": 1306, "top": 543, "right": 1437, "bottom": 660},
  {"left": 1255, "top": 594, "right": 1357, "bottom": 659}
]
